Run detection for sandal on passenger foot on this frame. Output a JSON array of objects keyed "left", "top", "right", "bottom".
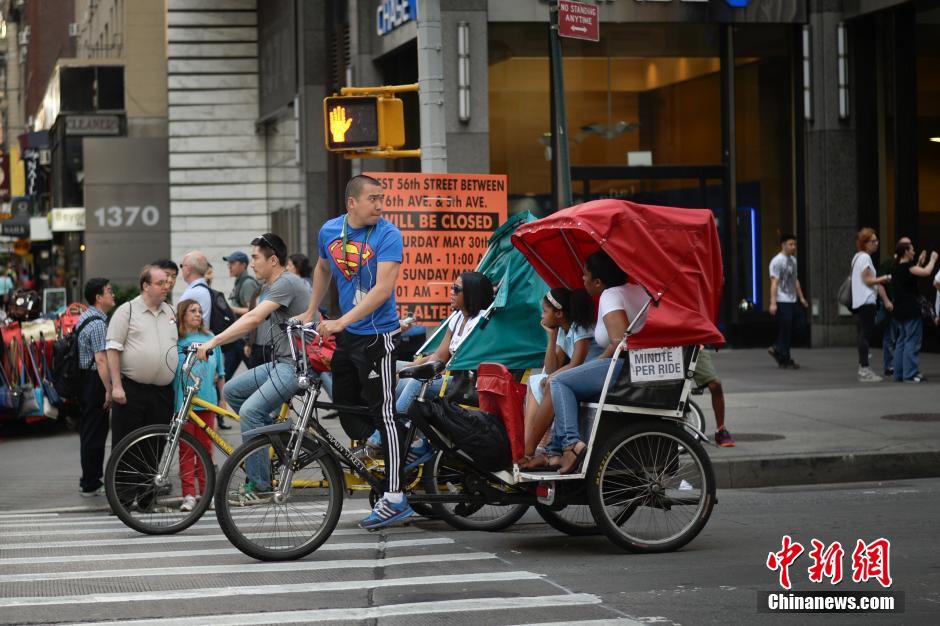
[{"left": 557, "top": 442, "right": 587, "bottom": 474}]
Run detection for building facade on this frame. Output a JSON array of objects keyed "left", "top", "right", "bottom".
[{"left": 1, "top": 0, "right": 937, "bottom": 349}]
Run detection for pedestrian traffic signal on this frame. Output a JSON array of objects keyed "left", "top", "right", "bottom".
[{"left": 323, "top": 95, "right": 405, "bottom": 152}]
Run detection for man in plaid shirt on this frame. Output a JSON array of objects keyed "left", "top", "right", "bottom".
[{"left": 76, "top": 278, "right": 116, "bottom": 497}]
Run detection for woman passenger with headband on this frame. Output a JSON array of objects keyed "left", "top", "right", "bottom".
[{"left": 519, "top": 287, "right": 599, "bottom": 470}]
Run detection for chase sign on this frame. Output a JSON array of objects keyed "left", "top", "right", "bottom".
[{"left": 376, "top": 0, "right": 416, "bottom": 36}]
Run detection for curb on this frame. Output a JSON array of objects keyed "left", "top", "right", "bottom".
[{"left": 713, "top": 450, "right": 940, "bottom": 489}]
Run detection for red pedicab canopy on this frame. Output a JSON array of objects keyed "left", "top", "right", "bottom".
[{"left": 511, "top": 199, "right": 725, "bottom": 349}]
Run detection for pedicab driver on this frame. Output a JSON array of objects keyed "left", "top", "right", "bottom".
[{"left": 298, "top": 174, "right": 410, "bottom": 530}]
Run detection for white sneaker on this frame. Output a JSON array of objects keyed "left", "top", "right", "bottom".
[
  {"left": 180, "top": 494, "right": 197, "bottom": 512},
  {"left": 857, "top": 367, "right": 882, "bottom": 383}
]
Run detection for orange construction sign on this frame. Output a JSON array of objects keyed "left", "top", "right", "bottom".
[{"left": 365, "top": 172, "right": 508, "bottom": 326}]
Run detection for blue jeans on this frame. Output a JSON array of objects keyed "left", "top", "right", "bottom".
[
  {"left": 549, "top": 358, "right": 622, "bottom": 450},
  {"left": 881, "top": 315, "right": 897, "bottom": 372},
  {"left": 396, "top": 376, "right": 443, "bottom": 415},
  {"left": 892, "top": 318, "right": 922, "bottom": 381},
  {"left": 773, "top": 302, "right": 805, "bottom": 364},
  {"left": 224, "top": 362, "right": 299, "bottom": 489}
]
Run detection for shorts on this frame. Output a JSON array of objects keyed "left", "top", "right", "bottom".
[
  {"left": 692, "top": 350, "right": 719, "bottom": 387},
  {"left": 527, "top": 371, "right": 547, "bottom": 404}
]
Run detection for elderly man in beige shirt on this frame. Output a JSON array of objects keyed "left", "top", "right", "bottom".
[{"left": 106, "top": 265, "right": 179, "bottom": 449}]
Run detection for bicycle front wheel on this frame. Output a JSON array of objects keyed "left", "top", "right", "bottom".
[
  {"left": 104, "top": 425, "right": 214, "bottom": 535},
  {"left": 214, "top": 435, "right": 343, "bottom": 561}
]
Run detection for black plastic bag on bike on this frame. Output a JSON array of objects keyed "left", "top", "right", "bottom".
[{"left": 413, "top": 397, "right": 511, "bottom": 472}]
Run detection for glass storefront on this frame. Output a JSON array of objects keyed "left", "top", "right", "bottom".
[{"left": 488, "top": 22, "right": 798, "bottom": 310}]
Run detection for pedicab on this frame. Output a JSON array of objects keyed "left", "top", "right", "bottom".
[
  {"left": 407, "top": 197, "right": 724, "bottom": 551},
  {"left": 211, "top": 199, "right": 724, "bottom": 560}
]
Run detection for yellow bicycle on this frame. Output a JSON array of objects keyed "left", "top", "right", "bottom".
[{"left": 104, "top": 345, "right": 420, "bottom": 534}]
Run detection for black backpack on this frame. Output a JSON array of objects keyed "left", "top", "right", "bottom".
[
  {"left": 52, "top": 316, "right": 103, "bottom": 401},
  {"left": 195, "top": 283, "right": 236, "bottom": 335},
  {"left": 418, "top": 398, "right": 512, "bottom": 472}
]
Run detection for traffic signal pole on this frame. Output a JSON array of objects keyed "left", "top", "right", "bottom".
[
  {"left": 417, "top": 0, "right": 448, "bottom": 173},
  {"left": 549, "top": 0, "right": 573, "bottom": 213}
]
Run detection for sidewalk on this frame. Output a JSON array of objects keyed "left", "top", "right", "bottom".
[
  {"left": 701, "top": 346, "right": 940, "bottom": 488},
  {"left": 1, "top": 347, "right": 938, "bottom": 513}
]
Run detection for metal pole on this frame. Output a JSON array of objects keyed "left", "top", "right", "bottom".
[
  {"left": 417, "top": 0, "right": 448, "bottom": 173},
  {"left": 549, "top": 0, "right": 573, "bottom": 212},
  {"left": 720, "top": 25, "right": 738, "bottom": 325}
]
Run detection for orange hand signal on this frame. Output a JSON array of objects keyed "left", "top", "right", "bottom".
[{"left": 329, "top": 106, "right": 354, "bottom": 143}]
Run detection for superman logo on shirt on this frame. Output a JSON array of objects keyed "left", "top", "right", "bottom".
[{"left": 328, "top": 239, "right": 376, "bottom": 281}]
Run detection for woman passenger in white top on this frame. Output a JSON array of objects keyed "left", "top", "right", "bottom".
[
  {"left": 364, "top": 272, "right": 495, "bottom": 455},
  {"left": 547, "top": 250, "right": 647, "bottom": 474}
]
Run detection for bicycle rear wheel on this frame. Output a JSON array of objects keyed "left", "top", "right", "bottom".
[
  {"left": 587, "top": 420, "right": 716, "bottom": 553},
  {"left": 423, "top": 452, "right": 528, "bottom": 531},
  {"left": 214, "top": 434, "right": 343, "bottom": 561},
  {"left": 683, "top": 399, "right": 707, "bottom": 433},
  {"left": 104, "top": 425, "right": 213, "bottom": 535},
  {"left": 535, "top": 504, "right": 599, "bottom": 536}
]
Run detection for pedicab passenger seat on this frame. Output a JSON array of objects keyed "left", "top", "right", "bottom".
[
  {"left": 604, "top": 346, "right": 697, "bottom": 411},
  {"left": 476, "top": 363, "right": 526, "bottom": 463},
  {"left": 399, "top": 360, "right": 447, "bottom": 380}
]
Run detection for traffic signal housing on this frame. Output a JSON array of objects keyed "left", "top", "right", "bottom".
[{"left": 323, "top": 95, "right": 405, "bottom": 152}]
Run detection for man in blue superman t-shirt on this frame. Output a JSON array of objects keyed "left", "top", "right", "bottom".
[{"left": 300, "top": 174, "right": 411, "bottom": 530}]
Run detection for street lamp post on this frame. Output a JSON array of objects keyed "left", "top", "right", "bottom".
[{"left": 548, "top": 0, "right": 573, "bottom": 213}]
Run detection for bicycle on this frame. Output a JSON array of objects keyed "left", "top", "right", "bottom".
[
  {"left": 213, "top": 321, "right": 530, "bottom": 560},
  {"left": 104, "top": 345, "right": 283, "bottom": 534}
]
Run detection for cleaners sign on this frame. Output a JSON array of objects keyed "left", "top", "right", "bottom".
[
  {"left": 629, "top": 347, "right": 685, "bottom": 382},
  {"left": 365, "top": 172, "right": 508, "bottom": 326}
]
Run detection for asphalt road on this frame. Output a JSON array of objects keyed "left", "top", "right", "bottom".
[{"left": 1, "top": 478, "right": 935, "bottom": 625}]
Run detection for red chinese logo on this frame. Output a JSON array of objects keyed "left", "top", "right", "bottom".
[
  {"left": 768, "top": 536, "right": 893, "bottom": 589},
  {"left": 851, "top": 538, "right": 893, "bottom": 588},
  {"left": 766, "top": 535, "right": 804, "bottom": 590},
  {"left": 807, "top": 539, "right": 845, "bottom": 585}
]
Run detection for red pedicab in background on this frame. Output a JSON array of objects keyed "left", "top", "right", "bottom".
[{"left": 503, "top": 198, "right": 726, "bottom": 552}]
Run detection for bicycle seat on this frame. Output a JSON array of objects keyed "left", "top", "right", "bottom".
[{"left": 398, "top": 360, "right": 446, "bottom": 380}]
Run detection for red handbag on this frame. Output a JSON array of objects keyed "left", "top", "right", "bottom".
[
  {"left": 305, "top": 335, "right": 336, "bottom": 373},
  {"left": 58, "top": 303, "right": 89, "bottom": 336}
]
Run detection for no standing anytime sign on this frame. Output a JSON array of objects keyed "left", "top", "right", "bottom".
[{"left": 557, "top": 0, "right": 600, "bottom": 42}]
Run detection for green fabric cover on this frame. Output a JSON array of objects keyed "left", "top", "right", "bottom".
[{"left": 417, "top": 211, "right": 549, "bottom": 371}]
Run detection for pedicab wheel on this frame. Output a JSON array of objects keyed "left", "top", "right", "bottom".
[
  {"left": 214, "top": 435, "right": 343, "bottom": 561},
  {"left": 104, "top": 425, "right": 213, "bottom": 535},
  {"left": 587, "top": 420, "right": 715, "bottom": 553},
  {"left": 535, "top": 504, "right": 600, "bottom": 536},
  {"left": 683, "top": 399, "right": 707, "bottom": 433},
  {"left": 423, "top": 451, "right": 528, "bottom": 531},
  {"left": 365, "top": 462, "right": 436, "bottom": 519}
]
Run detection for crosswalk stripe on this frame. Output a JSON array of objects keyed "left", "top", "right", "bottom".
[
  {"left": 63, "top": 594, "right": 603, "bottom": 625},
  {"left": 0, "top": 508, "right": 376, "bottom": 529},
  {"left": 0, "top": 513, "right": 60, "bottom": 520},
  {"left": 0, "top": 508, "right": 377, "bottom": 538},
  {"left": 0, "top": 526, "right": 421, "bottom": 551},
  {"left": 0, "top": 537, "right": 454, "bottom": 565},
  {"left": 0, "top": 551, "right": 498, "bottom": 583},
  {"left": 0, "top": 570, "right": 541, "bottom": 608}
]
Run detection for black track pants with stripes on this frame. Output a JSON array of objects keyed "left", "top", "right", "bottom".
[{"left": 331, "top": 329, "right": 402, "bottom": 493}]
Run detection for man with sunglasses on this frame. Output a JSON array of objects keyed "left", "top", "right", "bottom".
[
  {"left": 196, "top": 232, "right": 310, "bottom": 502},
  {"left": 299, "top": 174, "right": 409, "bottom": 530}
]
